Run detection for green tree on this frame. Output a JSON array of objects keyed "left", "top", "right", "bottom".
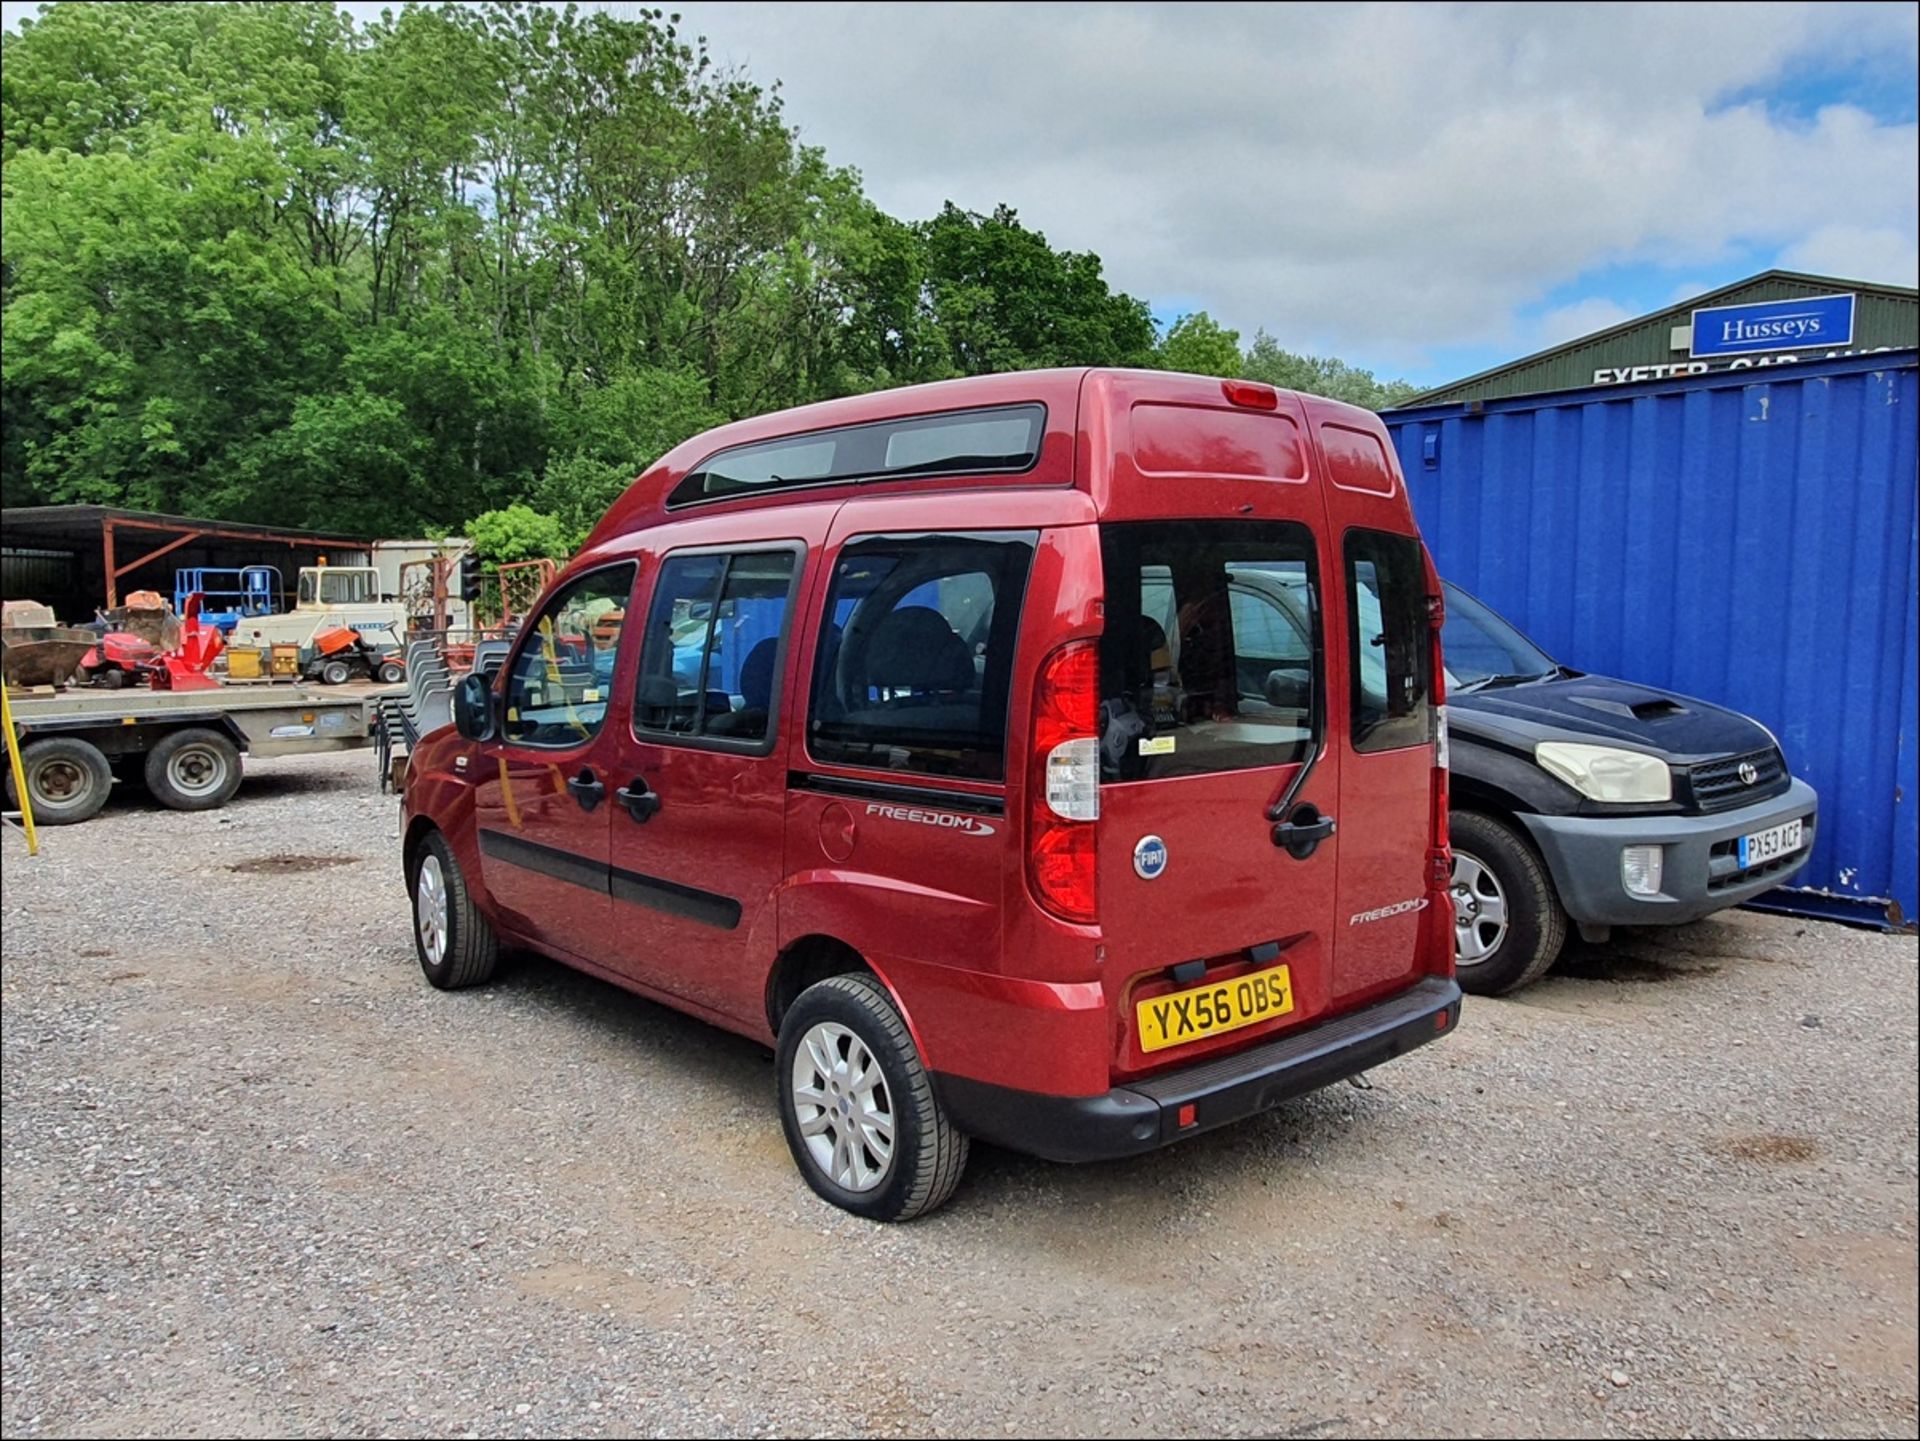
[
  {"left": 1155, "top": 311, "right": 1243, "bottom": 377},
  {"left": 1240, "top": 331, "right": 1421, "bottom": 410},
  {"left": 1, "top": 0, "right": 1421, "bottom": 538},
  {"left": 920, "top": 203, "right": 1156, "bottom": 374},
  {"left": 464, "top": 502, "right": 570, "bottom": 566}
]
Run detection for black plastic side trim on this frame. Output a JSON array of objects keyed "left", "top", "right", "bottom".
[
  {"left": 788, "top": 770, "right": 1006, "bottom": 817},
  {"left": 478, "top": 829, "right": 608, "bottom": 894},
  {"left": 609, "top": 865, "right": 742, "bottom": 930},
  {"left": 476, "top": 828, "right": 743, "bottom": 930}
]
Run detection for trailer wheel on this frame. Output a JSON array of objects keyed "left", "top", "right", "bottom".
[
  {"left": 6, "top": 736, "right": 114, "bottom": 825},
  {"left": 319, "top": 659, "right": 353, "bottom": 686},
  {"left": 145, "top": 728, "right": 243, "bottom": 811}
]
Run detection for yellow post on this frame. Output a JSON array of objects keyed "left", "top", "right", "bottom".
[{"left": 0, "top": 683, "right": 40, "bottom": 856}]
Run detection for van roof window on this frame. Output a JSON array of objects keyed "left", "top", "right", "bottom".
[{"left": 672, "top": 404, "right": 1045, "bottom": 508}]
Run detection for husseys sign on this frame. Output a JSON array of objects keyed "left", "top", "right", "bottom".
[
  {"left": 1690, "top": 293, "right": 1854, "bottom": 357},
  {"left": 1589, "top": 293, "right": 1888, "bottom": 387}
]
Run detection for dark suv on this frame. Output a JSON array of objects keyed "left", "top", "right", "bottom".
[{"left": 1440, "top": 583, "right": 1817, "bottom": 994}]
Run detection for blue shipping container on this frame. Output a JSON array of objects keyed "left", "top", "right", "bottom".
[{"left": 1385, "top": 350, "right": 1918, "bottom": 928}]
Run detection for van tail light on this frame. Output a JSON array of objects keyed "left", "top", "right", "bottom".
[{"left": 1028, "top": 641, "right": 1099, "bottom": 923}]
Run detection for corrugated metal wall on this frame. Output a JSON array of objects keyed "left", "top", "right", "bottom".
[
  {"left": 1415, "top": 275, "right": 1919, "bottom": 405},
  {"left": 1386, "top": 350, "right": 1918, "bottom": 927}
]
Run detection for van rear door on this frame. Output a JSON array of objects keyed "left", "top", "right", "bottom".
[{"left": 1093, "top": 519, "right": 1341, "bottom": 1080}]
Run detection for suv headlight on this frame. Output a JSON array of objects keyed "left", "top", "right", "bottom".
[{"left": 1534, "top": 741, "right": 1671, "bottom": 803}]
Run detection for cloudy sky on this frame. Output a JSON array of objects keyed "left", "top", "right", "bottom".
[{"left": 7, "top": 1, "right": 1915, "bottom": 387}]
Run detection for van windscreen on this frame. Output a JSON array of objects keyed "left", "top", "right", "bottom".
[
  {"left": 672, "top": 405, "right": 1045, "bottom": 507},
  {"left": 1098, "top": 521, "right": 1319, "bottom": 782}
]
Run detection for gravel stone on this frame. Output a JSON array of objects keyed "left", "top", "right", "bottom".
[{"left": 3, "top": 751, "right": 1917, "bottom": 1437}]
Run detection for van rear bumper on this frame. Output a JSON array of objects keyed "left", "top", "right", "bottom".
[{"left": 934, "top": 976, "right": 1462, "bottom": 1163}]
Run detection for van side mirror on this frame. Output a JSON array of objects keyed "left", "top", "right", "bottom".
[
  {"left": 453, "top": 671, "right": 496, "bottom": 741},
  {"left": 1265, "top": 667, "right": 1310, "bottom": 710}
]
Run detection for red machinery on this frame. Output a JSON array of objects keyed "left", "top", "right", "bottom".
[
  {"left": 147, "top": 593, "right": 224, "bottom": 691},
  {"left": 79, "top": 631, "right": 164, "bottom": 688}
]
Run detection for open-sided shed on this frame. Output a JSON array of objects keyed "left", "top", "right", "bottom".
[{"left": 0, "top": 505, "right": 371, "bottom": 622}]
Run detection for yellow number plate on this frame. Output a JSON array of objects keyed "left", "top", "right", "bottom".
[{"left": 1136, "top": 963, "right": 1295, "bottom": 1053}]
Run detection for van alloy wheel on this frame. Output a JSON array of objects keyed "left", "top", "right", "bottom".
[
  {"left": 416, "top": 854, "right": 449, "bottom": 968},
  {"left": 1451, "top": 850, "right": 1510, "bottom": 964},
  {"left": 409, "top": 830, "right": 498, "bottom": 990},
  {"left": 790, "top": 1021, "right": 895, "bottom": 1192}
]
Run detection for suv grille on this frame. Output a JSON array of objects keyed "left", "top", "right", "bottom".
[{"left": 1687, "top": 746, "right": 1786, "bottom": 813}]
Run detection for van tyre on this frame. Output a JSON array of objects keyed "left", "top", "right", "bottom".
[
  {"left": 411, "top": 829, "right": 498, "bottom": 990},
  {"left": 1449, "top": 810, "right": 1567, "bottom": 996},
  {"left": 777, "top": 973, "right": 968, "bottom": 1222},
  {"left": 7, "top": 736, "right": 113, "bottom": 825},
  {"left": 145, "top": 728, "right": 243, "bottom": 811}
]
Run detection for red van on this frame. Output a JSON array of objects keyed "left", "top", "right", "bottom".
[{"left": 402, "top": 368, "right": 1460, "bottom": 1220}]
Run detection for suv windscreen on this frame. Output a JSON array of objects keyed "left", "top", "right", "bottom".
[
  {"left": 808, "top": 532, "right": 1036, "bottom": 780},
  {"left": 1440, "top": 583, "right": 1558, "bottom": 689},
  {"left": 1098, "top": 522, "right": 1319, "bottom": 782}
]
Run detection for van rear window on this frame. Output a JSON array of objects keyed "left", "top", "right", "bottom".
[
  {"left": 672, "top": 405, "right": 1045, "bottom": 507},
  {"left": 1098, "top": 522, "right": 1320, "bottom": 782}
]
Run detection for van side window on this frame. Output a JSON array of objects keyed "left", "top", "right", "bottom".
[
  {"left": 1346, "top": 530, "right": 1432, "bottom": 752},
  {"left": 808, "top": 532, "right": 1037, "bottom": 781},
  {"left": 634, "top": 549, "right": 799, "bottom": 745},
  {"left": 500, "top": 564, "right": 636, "bottom": 747}
]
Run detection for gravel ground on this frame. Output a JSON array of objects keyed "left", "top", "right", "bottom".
[{"left": 3, "top": 752, "right": 1916, "bottom": 1439}]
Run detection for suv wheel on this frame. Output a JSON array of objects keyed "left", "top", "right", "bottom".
[
  {"left": 1449, "top": 810, "right": 1567, "bottom": 996},
  {"left": 776, "top": 974, "right": 968, "bottom": 1222},
  {"left": 411, "top": 830, "right": 499, "bottom": 990}
]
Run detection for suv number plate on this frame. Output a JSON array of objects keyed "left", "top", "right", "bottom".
[{"left": 1737, "top": 817, "right": 1803, "bottom": 868}]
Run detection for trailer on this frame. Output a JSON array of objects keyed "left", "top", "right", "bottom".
[{"left": 3, "top": 683, "right": 373, "bottom": 825}]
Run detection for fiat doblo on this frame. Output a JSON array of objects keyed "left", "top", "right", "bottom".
[{"left": 402, "top": 368, "right": 1460, "bottom": 1219}]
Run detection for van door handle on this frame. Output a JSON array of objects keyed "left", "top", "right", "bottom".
[
  {"left": 567, "top": 767, "right": 606, "bottom": 812},
  {"left": 1273, "top": 803, "right": 1335, "bottom": 860},
  {"left": 616, "top": 777, "right": 661, "bottom": 823}
]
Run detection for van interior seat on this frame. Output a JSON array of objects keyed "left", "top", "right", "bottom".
[
  {"left": 834, "top": 604, "right": 980, "bottom": 735},
  {"left": 865, "top": 605, "right": 974, "bottom": 696},
  {"left": 706, "top": 636, "right": 778, "bottom": 737}
]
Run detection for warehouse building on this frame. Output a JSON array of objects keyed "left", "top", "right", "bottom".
[
  {"left": 1385, "top": 271, "right": 1918, "bottom": 928},
  {"left": 1413, "top": 269, "right": 1918, "bottom": 405}
]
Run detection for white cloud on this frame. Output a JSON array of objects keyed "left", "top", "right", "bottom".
[
  {"left": 8, "top": 0, "right": 1914, "bottom": 372},
  {"left": 1535, "top": 298, "right": 1638, "bottom": 348},
  {"left": 674, "top": 0, "right": 1918, "bottom": 367},
  {"left": 1777, "top": 223, "right": 1920, "bottom": 286}
]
